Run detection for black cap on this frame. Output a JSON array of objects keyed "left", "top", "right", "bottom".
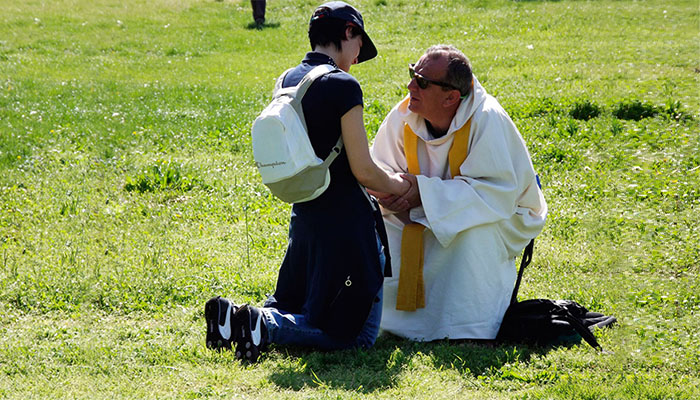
[{"left": 310, "top": 1, "right": 377, "bottom": 63}]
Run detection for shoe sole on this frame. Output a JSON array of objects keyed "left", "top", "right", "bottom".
[
  {"left": 235, "top": 339, "right": 261, "bottom": 362},
  {"left": 233, "top": 304, "right": 263, "bottom": 362},
  {"left": 205, "top": 297, "right": 234, "bottom": 351}
]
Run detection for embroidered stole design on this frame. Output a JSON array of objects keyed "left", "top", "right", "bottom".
[{"left": 395, "top": 119, "right": 471, "bottom": 311}]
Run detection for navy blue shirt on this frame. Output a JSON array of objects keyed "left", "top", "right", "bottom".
[
  {"left": 283, "top": 52, "right": 363, "bottom": 205},
  {"left": 264, "top": 53, "right": 385, "bottom": 340}
]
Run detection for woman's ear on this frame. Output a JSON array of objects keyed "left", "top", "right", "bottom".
[{"left": 344, "top": 26, "right": 354, "bottom": 41}]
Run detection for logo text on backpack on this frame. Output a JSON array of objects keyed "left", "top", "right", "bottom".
[{"left": 256, "top": 161, "right": 287, "bottom": 168}]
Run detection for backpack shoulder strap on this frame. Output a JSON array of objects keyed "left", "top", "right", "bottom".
[
  {"left": 275, "top": 64, "right": 337, "bottom": 100},
  {"left": 273, "top": 64, "right": 341, "bottom": 155},
  {"left": 273, "top": 68, "right": 294, "bottom": 95},
  {"left": 298, "top": 65, "right": 344, "bottom": 164},
  {"left": 321, "top": 135, "right": 344, "bottom": 167},
  {"left": 295, "top": 64, "right": 337, "bottom": 100}
]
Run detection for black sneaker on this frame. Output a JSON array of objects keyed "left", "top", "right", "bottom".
[
  {"left": 233, "top": 304, "right": 268, "bottom": 362},
  {"left": 205, "top": 296, "right": 238, "bottom": 351}
]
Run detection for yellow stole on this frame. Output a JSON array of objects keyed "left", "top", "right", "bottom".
[{"left": 395, "top": 118, "right": 471, "bottom": 311}]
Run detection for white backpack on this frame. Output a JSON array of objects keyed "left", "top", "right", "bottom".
[{"left": 251, "top": 64, "right": 343, "bottom": 203}]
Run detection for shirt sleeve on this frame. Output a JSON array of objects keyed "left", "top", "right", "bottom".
[
  {"left": 417, "top": 104, "right": 540, "bottom": 248},
  {"left": 325, "top": 72, "right": 363, "bottom": 117}
]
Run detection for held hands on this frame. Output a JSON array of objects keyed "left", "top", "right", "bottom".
[
  {"left": 368, "top": 173, "right": 421, "bottom": 213},
  {"left": 399, "top": 173, "right": 421, "bottom": 208}
]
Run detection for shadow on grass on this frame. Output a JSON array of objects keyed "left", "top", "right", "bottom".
[
  {"left": 245, "top": 21, "right": 281, "bottom": 30},
  {"left": 266, "top": 333, "right": 578, "bottom": 393}
]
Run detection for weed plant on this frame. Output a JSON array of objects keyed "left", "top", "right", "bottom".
[{"left": 1, "top": 0, "right": 698, "bottom": 399}]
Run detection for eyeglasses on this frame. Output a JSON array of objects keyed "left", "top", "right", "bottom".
[{"left": 409, "top": 63, "right": 462, "bottom": 93}]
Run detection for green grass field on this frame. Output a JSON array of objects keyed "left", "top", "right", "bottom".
[{"left": 1, "top": 0, "right": 698, "bottom": 398}]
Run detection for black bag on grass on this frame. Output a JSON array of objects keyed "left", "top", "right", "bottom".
[
  {"left": 496, "top": 240, "right": 616, "bottom": 349},
  {"left": 497, "top": 298, "right": 617, "bottom": 349}
]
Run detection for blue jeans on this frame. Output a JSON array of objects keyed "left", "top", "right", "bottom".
[{"left": 261, "top": 233, "right": 385, "bottom": 350}]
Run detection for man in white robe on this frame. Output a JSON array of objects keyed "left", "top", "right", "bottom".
[{"left": 369, "top": 45, "right": 547, "bottom": 341}]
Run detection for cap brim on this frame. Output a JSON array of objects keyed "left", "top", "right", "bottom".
[{"left": 357, "top": 32, "right": 377, "bottom": 63}]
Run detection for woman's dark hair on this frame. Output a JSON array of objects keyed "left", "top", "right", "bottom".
[{"left": 308, "top": 11, "right": 362, "bottom": 52}]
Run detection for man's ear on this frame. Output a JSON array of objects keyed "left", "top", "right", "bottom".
[{"left": 443, "top": 90, "right": 462, "bottom": 107}]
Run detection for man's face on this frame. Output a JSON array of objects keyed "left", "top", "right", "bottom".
[{"left": 407, "top": 54, "right": 451, "bottom": 120}]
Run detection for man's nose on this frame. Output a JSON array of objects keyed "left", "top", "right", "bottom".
[{"left": 407, "top": 77, "right": 417, "bottom": 91}]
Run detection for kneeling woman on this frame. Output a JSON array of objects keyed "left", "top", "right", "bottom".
[{"left": 205, "top": 1, "right": 410, "bottom": 362}]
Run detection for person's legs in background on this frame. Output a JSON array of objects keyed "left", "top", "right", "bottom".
[{"left": 251, "top": 0, "right": 266, "bottom": 25}]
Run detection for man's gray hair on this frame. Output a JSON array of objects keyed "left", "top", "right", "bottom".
[{"left": 425, "top": 45, "right": 472, "bottom": 98}]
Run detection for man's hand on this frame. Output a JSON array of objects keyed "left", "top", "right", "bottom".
[
  {"left": 368, "top": 173, "right": 421, "bottom": 212},
  {"left": 399, "top": 173, "right": 421, "bottom": 208},
  {"left": 370, "top": 192, "right": 410, "bottom": 212}
]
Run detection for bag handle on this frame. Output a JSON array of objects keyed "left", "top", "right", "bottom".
[
  {"left": 509, "top": 238, "right": 534, "bottom": 305},
  {"left": 507, "top": 240, "right": 603, "bottom": 350},
  {"left": 560, "top": 311, "right": 602, "bottom": 349}
]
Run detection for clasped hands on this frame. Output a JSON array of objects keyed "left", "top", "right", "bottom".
[{"left": 368, "top": 173, "right": 421, "bottom": 213}]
